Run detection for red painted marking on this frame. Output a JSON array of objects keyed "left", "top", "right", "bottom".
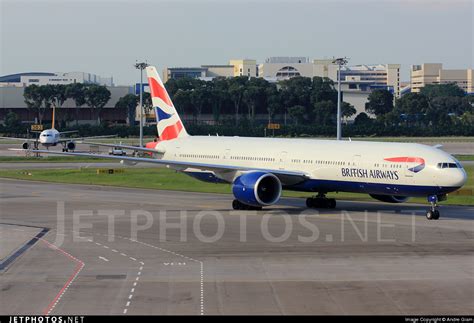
[
  {"left": 41, "top": 239, "right": 85, "bottom": 316},
  {"left": 145, "top": 141, "right": 159, "bottom": 149},
  {"left": 148, "top": 77, "right": 173, "bottom": 107},
  {"left": 159, "top": 120, "right": 183, "bottom": 141},
  {"left": 384, "top": 157, "right": 425, "bottom": 164},
  {"left": 145, "top": 140, "right": 160, "bottom": 156}
]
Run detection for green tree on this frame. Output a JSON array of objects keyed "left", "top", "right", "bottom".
[
  {"left": 228, "top": 76, "right": 248, "bottom": 125},
  {"left": 279, "top": 77, "right": 312, "bottom": 113},
  {"left": 365, "top": 89, "right": 394, "bottom": 117},
  {"left": 4, "top": 111, "right": 21, "bottom": 133},
  {"left": 50, "top": 84, "right": 67, "bottom": 127},
  {"left": 23, "top": 85, "right": 45, "bottom": 124},
  {"left": 173, "top": 89, "right": 193, "bottom": 116},
  {"left": 115, "top": 94, "right": 138, "bottom": 125},
  {"left": 313, "top": 100, "right": 336, "bottom": 125},
  {"left": 420, "top": 83, "right": 465, "bottom": 98},
  {"left": 66, "top": 83, "right": 86, "bottom": 126},
  {"left": 288, "top": 105, "right": 306, "bottom": 125},
  {"left": 243, "top": 84, "right": 266, "bottom": 120},
  {"left": 84, "top": 85, "right": 111, "bottom": 125},
  {"left": 265, "top": 85, "right": 281, "bottom": 124},
  {"left": 395, "top": 93, "right": 429, "bottom": 115},
  {"left": 311, "top": 77, "right": 337, "bottom": 104},
  {"left": 209, "top": 78, "right": 228, "bottom": 123},
  {"left": 190, "top": 81, "right": 212, "bottom": 122},
  {"left": 354, "top": 112, "right": 372, "bottom": 125},
  {"left": 341, "top": 101, "right": 357, "bottom": 119}
]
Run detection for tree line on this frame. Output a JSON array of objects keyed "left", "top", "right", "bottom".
[
  {"left": 163, "top": 76, "right": 356, "bottom": 125},
  {"left": 1, "top": 76, "right": 473, "bottom": 137},
  {"left": 362, "top": 83, "right": 474, "bottom": 132},
  {"left": 22, "top": 83, "right": 111, "bottom": 126}
]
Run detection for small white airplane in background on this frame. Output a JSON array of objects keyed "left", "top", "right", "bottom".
[
  {"left": 18, "top": 66, "right": 468, "bottom": 220},
  {"left": 2, "top": 103, "right": 115, "bottom": 151}
]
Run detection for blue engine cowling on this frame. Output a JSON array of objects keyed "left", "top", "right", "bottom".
[{"left": 232, "top": 172, "right": 282, "bottom": 207}]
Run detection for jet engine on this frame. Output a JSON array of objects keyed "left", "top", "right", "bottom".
[
  {"left": 22, "top": 142, "right": 30, "bottom": 149},
  {"left": 370, "top": 194, "right": 409, "bottom": 203},
  {"left": 232, "top": 171, "right": 282, "bottom": 207},
  {"left": 66, "top": 141, "right": 76, "bottom": 151}
]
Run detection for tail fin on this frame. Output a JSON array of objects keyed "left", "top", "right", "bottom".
[
  {"left": 146, "top": 66, "right": 189, "bottom": 140},
  {"left": 51, "top": 102, "right": 56, "bottom": 129}
]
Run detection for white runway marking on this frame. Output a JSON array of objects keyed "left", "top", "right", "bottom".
[
  {"left": 71, "top": 230, "right": 144, "bottom": 315},
  {"left": 116, "top": 236, "right": 205, "bottom": 315}
]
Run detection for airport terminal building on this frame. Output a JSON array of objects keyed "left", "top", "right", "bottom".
[
  {"left": 411, "top": 63, "right": 474, "bottom": 94},
  {"left": 163, "top": 57, "right": 402, "bottom": 118},
  {"left": 0, "top": 71, "right": 129, "bottom": 125}
]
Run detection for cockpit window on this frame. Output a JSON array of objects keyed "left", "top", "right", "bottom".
[{"left": 437, "top": 162, "right": 460, "bottom": 169}]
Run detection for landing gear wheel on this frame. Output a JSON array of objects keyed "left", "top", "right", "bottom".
[
  {"left": 232, "top": 199, "right": 262, "bottom": 211},
  {"left": 232, "top": 199, "right": 242, "bottom": 210},
  {"left": 426, "top": 195, "right": 441, "bottom": 220},
  {"left": 306, "top": 198, "right": 313, "bottom": 208},
  {"left": 327, "top": 198, "right": 336, "bottom": 209},
  {"left": 426, "top": 210, "right": 434, "bottom": 220}
]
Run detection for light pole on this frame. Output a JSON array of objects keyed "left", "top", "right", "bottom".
[
  {"left": 134, "top": 61, "right": 149, "bottom": 147},
  {"left": 332, "top": 57, "right": 348, "bottom": 140}
]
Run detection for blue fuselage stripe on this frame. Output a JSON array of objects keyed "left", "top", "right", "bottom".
[{"left": 184, "top": 171, "right": 459, "bottom": 197}]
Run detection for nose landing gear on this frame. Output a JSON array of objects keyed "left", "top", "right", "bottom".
[{"left": 426, "top": 195, "right": 440, "bottom": 220}]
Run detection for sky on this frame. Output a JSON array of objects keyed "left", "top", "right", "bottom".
[{"left": 1, "top": 0, "right": 472, "bottom": 85}]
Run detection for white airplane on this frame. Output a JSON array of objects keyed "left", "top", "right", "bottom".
[
  {"left": 23, "top": 66, "right": 468, "bottom": 220},
  {"left": 2, "top": 103, "right": 115, "bottom": 151}
]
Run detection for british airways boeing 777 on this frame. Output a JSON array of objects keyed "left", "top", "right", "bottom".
[{"left": 23, "top": 66, "right": 467, "bottom": 220}]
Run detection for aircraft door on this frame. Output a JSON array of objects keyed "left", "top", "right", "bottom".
[
  {"left": 279, "top": 151, "right": 288, "bottom": 170},
  {"left": 223, "top": 149, "right": 231, "bottom": 161}
]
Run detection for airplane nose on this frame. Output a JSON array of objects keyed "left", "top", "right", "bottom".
[{"left": 452, "top": 169, "right": 468, "bottom": 187}]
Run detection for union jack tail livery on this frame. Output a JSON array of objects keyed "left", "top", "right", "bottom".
[{"left": 146, "top": 66, "right": 189, "bottom": 141}]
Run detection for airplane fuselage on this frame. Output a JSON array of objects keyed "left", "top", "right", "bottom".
[
  {"left": 154, "top": 136, "right": 467, "bottom": 198},
  {"left": 39, "top": 129, "right": 60, "bottom": 146}
]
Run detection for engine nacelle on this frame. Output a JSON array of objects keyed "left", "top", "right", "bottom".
[
  {"left": 120, "top": 159, "right": 138, "bottom": 166},
  {"left": 67, "top": 141, "right": 76, "bottom": 151},
  {"left": 232, "top": 171, "right": 282, "bottom": 207},
  {"left": 22, "top": 142, "right": 30, "bottom": 149},
  {"left": 370, "top": 194, "right": 409, "bottom": 203}
]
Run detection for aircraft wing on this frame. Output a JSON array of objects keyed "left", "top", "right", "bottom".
[
  {"left": 10, "top": 149, "right": 309, "bottom": 184},
  {"left": 57, "top": 134, "right": 118, "bottom": 143},
  {"left": 58, "top": 130, "right": 79, "bottom": 135},
  {"left": 75, "top": 141, "right": 161, "bottom": 154},
  {"left": 0, "top": 137, "right": 37, "bottom": 142}
]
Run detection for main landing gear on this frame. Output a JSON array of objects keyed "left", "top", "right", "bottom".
[
  {"left": 306, "top": 193, "right": 336, "bottom": 209},
  {"left": 232, "top": 199, "right": 262, "bottom": 211},
  {"left": 426, "top": 195, "right": 441, "bottom": 220}
]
